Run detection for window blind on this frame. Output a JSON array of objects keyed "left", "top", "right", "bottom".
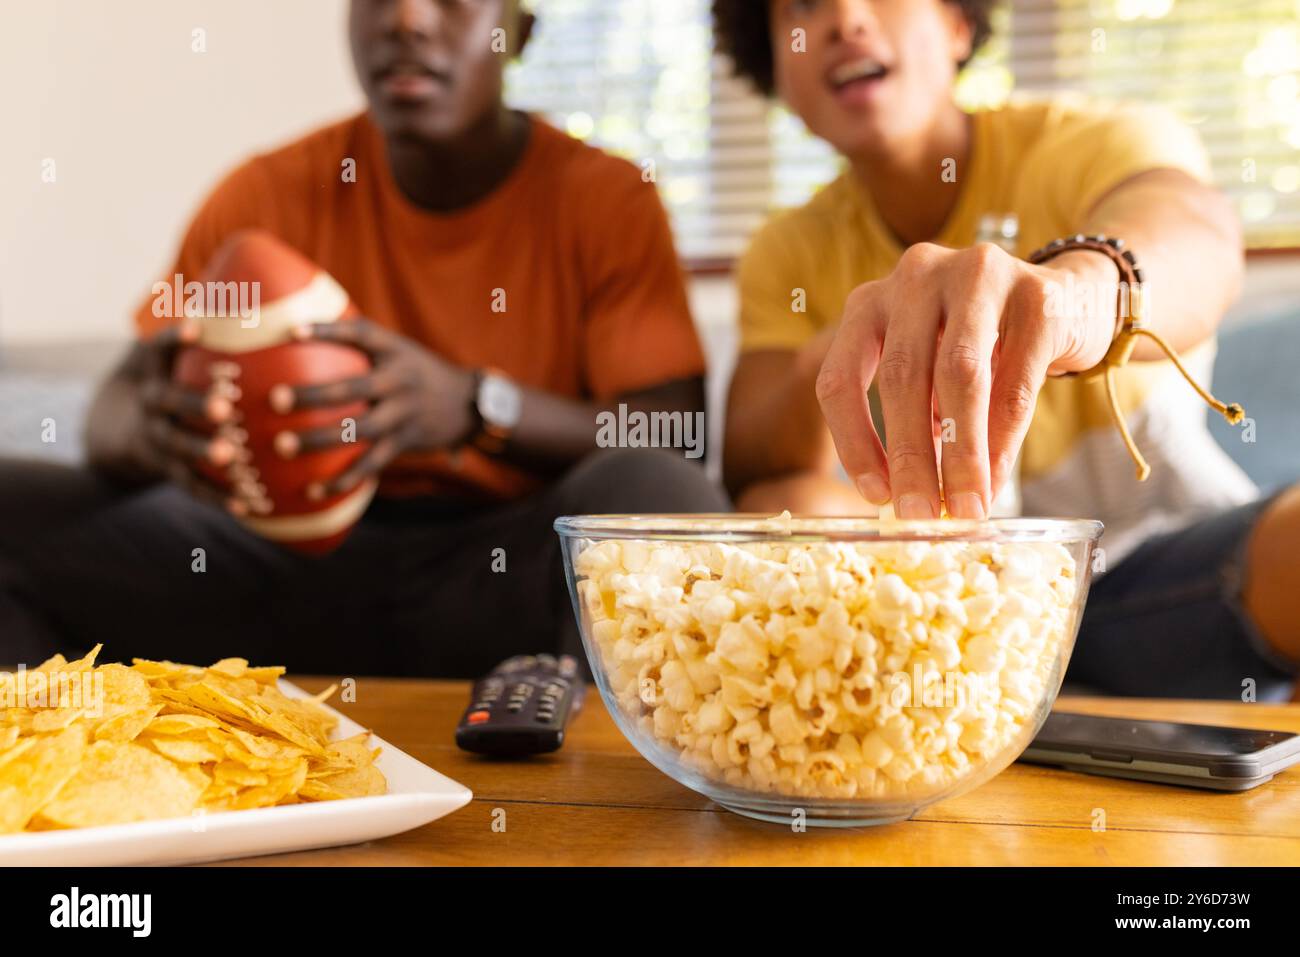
[
  {"left": 1006, "top": 0, "right": 1300, "bottom": 249},
  {"left": 506, "top": 0, "right": 1299, "bottom": 260}
]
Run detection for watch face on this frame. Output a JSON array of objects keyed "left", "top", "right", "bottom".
[{"left": 479, "top": 374, "right": 522, "bottom": 429}]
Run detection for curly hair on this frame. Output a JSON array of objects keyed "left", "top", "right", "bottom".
[{"left": 713, "top": 0, "right": 997, "bottom": 97}]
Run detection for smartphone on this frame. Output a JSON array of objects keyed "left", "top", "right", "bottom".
[{"left": 1019, "top": 711, "right": 1300, "bottom": 791}]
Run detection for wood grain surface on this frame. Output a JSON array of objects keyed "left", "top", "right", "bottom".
[{"left": 211, "top": 678, "right": 1300, "bottom": 866}]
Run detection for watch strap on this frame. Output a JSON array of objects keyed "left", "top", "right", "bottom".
[{"left": 468, "top": 368, "right": 513, "bottom": 456}]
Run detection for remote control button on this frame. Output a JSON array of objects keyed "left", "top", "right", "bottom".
[{"left": 468, "top": 710, "right": 491, "bottom": 724}]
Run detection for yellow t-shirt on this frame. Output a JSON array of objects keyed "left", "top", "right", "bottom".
[{"left": 738, "top": 94, "right": 1256, "bottom": 558}]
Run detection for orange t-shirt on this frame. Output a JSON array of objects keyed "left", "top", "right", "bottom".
[{"left": 136, "top": 112, "right": 705, "bottom": 502}]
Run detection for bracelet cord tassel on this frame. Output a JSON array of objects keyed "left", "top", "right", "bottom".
[
  {"left": 1088, "top": 325, "right": 1246, "bottom": 482},
  {"left": 1029, "top": 234, "right": 1245, "bottom": 483}
]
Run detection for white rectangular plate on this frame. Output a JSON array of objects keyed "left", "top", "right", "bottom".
[{"left": 0, "top": 680, "right": 473, "bottom": 866}]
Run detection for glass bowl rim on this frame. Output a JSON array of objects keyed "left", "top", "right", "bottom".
[{"left": 554, "top": 513, "right": 1103, "bottom": 544}]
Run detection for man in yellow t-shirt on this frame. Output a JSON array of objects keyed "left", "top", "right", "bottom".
[{"left": 715, "top": 0, "right": 1300, "bottom": 699}]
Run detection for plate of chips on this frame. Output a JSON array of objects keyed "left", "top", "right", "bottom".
[{"left": 0, "top": 647, "right": 472, "bottom": 865}]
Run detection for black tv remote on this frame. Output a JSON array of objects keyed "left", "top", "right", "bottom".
[{"left": 455, "top": 654, "right": 586, "bottom": 756}]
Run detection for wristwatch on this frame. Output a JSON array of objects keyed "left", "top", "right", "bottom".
[{"left": 469, "top": 368, "right": 522, "bottom": 455}]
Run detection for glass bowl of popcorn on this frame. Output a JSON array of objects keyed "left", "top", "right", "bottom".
[{"left": 555, "top": 514, "right": 1103, "bottom": 827}]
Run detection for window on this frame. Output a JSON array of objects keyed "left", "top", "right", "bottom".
[
  {"left": 506, "top": 0, "right": 817, "bottom": 261},
  {"left": 1005, "top": 0, "right": 1300, "bottom": 249},
  {"left": 506, "top": 1, "right": 1300, "bottom": 260}
]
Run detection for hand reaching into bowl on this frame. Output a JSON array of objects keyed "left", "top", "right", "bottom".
[{"left": 814, "top": 242, "right": 1117, "bottom": 520}]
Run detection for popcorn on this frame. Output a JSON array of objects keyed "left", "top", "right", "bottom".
[{"left": 575, "top": 534, "right": 1078, "bottom": 802}]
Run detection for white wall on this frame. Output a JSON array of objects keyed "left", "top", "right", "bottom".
[{"left": 0, "top": 0, "right": 363, "bottom": 347}]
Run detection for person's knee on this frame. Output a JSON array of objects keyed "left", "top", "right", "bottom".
[
  {"left": 551, "top": 448, "right": 729, "bottom": 515},
  {"left": 1244, "top": 484, "right": 1300, "bottom": 664}
]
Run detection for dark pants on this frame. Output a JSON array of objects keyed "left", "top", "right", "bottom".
[
  {"left": 1067, "top": 493, "right": 1297, "bottom": 701},
  {"left": 0, "top": 449, "right": 729, "bottom": 678}
]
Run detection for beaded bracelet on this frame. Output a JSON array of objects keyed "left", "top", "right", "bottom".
[{"left": 1026, "top": 234, "right": 1245, "bottom": 481}]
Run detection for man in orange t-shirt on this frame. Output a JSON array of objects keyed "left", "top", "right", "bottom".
[{"left": 0, "top": 0, "right": 725, "bottom": 677}]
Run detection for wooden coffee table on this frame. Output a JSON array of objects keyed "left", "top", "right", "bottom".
[{"left": 212, "top": 678, "right": 1300, "bottom": 866}]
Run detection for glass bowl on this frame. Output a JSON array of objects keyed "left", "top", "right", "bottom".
[{"left": 555, "top": 514, "right": 1103, "bottom": 827}]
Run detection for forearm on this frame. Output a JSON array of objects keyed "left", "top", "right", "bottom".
[
  {"left": 723, "top": 344, "right": 837, "bottom": 494},
  {"left": 1080, "top": 169, "right": 1243, "bottom": 360},
  {"left": 501, "top": 376, "right": 708, "bottom": 474}
]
